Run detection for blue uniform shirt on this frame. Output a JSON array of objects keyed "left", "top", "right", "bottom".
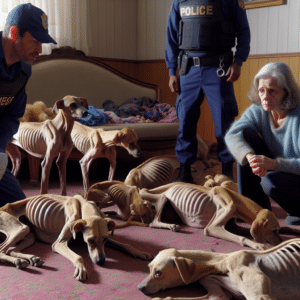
[
  {"left": 166, "top": 0, "right": 251, "bottom": 76},
  {"left": 0, "top": 32, "right": 31, "bottom": 152}
]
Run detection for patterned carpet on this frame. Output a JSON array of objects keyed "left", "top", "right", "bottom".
[{"left": 0, "top": 153, "right": 291, "bottom": 300}]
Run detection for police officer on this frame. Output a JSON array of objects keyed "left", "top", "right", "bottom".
[
  {"left": 166, "top": 0, "right": 250, "bottom": 182},
  {"left": 0, "top": 4, "right": 56, "bottom": 205}
]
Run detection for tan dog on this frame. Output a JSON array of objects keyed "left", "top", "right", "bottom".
[
  {"left": 139, "top": 183, "right": 300, "bottom": 250},
  {"left": 139, "top": 239, "right": 300, "bottom": 300},
  {"left": 71, "top": 122, "right": 142, "bottom": 194},
  {"left": 124, "top": 155, "right": 180, "bottom": 189},
  {"left": 0, "top": 194, "right": 153, "bottom": 281},
  {"left": 6, "top": 96, "right": 88, "bottom": 195}
]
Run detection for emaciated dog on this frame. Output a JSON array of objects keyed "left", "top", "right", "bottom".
[
  {"left": 139, "top": 238, "right": 300, "bottom": 300},
  {"left": 71, "top": 122, "right": 142, "bottom": 194},
  {"left": 6, "top": 95, "right": 88, "bottom": 195},
  {"left": 0, "top": 194, "right": 153, "bottom": 281}
]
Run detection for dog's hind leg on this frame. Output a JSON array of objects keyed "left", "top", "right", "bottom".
[
  {"left": 7, "top": 232, "right": 44, "bottom": 267},
  {"left": 0, "top": 252, "right": 30, "bottom": 269},
  {"left": 5, "top": 142, "right": 22, "bottom": 177}
]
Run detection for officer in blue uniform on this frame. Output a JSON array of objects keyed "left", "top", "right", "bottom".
[
  {"left": 166, "top": 0, "right": 250, "bottom": 182},
  {"left": 0, "top": 4, "right": 56, "bottom": 205}
]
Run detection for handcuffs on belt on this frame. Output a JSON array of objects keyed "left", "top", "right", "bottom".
[{"left": 217, "top": 55, "right": 225, "bottom": 77}]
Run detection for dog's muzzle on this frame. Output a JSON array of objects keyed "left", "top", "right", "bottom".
[{"left": 96, "top": 254, "right": 106, "bottom": 265}]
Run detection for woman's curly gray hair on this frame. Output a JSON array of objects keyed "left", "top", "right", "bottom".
[{"left": 247, "top": 62, "right": 300, "bottom": 110}]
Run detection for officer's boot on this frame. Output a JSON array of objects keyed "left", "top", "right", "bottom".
[
  {"left": 222, "top": 162, "right": 233, "bottom": 180},
  {"left": 174, "top": 163, "right": 194, "bottom": 184}
]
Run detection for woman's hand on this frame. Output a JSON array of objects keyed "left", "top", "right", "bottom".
[{"left": 247, "top": 154, "right": 277, "bottom": 177}]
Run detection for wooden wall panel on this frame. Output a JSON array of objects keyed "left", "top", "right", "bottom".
[{"left": 93, "top": 53, "right": 300, "bottom": 142}]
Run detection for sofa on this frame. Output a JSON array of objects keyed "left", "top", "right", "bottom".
[{"left": 23, "top": 47, "right": 179, "bottom": 182}]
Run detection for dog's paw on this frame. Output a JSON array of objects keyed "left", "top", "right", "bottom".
[
  {"left": 15, "top": 258, "right": 30, "bottom": 269},
  {"left": 170, "top": 224, "right": 180, "bottom": 232},
  {"left": 254, "top": 243, "right": 268, "bottom": 251},
  {"left": 29, "top": 256, "right": 44, "bottom": 267},
  {"left": 74, "top": 265, "right": 88, "bottom": 281}
]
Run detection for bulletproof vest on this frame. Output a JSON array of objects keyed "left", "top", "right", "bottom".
[
  {"left": 0, "top": 62, "right": 30, "bottom": 108},
  {"left": 178, "top": 0, "right": 236, "bottom": 51}
]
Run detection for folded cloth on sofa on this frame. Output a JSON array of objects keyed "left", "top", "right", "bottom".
[
  {"left": 103, "top": 97, "right": 160, "bottom": 118},
  {"left": 77, "top": 106, "right": 109, "bottom": 126}
]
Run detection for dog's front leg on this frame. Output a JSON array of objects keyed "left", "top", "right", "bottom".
[
  {"left": 52, "top": 198, "right": 87, "bottom": 281},
  {"left": 141, "top": 193, "right": 180, "bottom": 232},
  {"left": 79, "top": 148, "right": 98, "bottom": 195},
  {"left": 106, "top": 238, "right": 153, "bottom": 260},
  {"left": 104, "top": 144, "right": 117, "bottom": 181},
  {"left": 5, "top": 142, "right": 22, "bottom": 177}
]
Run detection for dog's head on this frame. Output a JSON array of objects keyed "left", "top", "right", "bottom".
[
  {"left": 71, "top": 206, "right": 115, "bottom": 265},
  {"left": 138, "top": 248, "right": 200, "bottom": 295},
  {"left": 52, "top": 95, "right": 88, "bottom": 119},
  {"left": 250, "top": 209, "right": 282, "bottom": 246},
  {"left": 130, "top": 200, "right": 155, "bottom": 224},
  {"left": 113, "top": 128, "right": 142, "bottom": 157}
]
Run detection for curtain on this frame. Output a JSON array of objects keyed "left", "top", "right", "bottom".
[{"left": 0, "top": 0, "right": 91, "bottom": 55}]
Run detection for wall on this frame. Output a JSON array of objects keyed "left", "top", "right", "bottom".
[{"left": 87, "top": 0, "right": 300, "bottom": 142}]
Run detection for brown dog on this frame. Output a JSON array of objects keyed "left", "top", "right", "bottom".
[
  {"left": 6, "top": 96, "right": 88, "bottom": 195},
  {"left": 71, "top": 122, "right": 142, "bottom": 194},
  {"left": 139, "top": 239, "right": 300, "bottom": 300},
  {"left": 0, "top": 194, "right": 153, "bottom": 281}
]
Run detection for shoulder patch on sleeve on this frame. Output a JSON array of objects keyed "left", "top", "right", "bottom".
[{"left": 238, "top": 0, "right": 245, "bottom": 10}]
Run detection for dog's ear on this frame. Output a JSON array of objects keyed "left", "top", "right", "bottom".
[
  {"left": 106, "top": 219, "right": 115, "bottom": 236},
  {"left": 71, "top": 219, "right": 87, "bottom": 240},
  {"left": 173, "top": 256, "right": 196, "bottom": 284},
  {"left": 80, "top": 98, "right": 89, "bottom": 109},
  {"left": 52, "top": 99, "right": 65, "bottom": 114},
  {"left": 113, "top": 131, "right": 124, "bottom": 145}
]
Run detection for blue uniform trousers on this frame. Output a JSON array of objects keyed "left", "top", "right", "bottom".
[
  {"left": 238, "top": 127, "right": 300, "bottom": 216},
  {"left": 0, "top": 168, "right": 26, "bottom": 206},
  {"left": 175, "top": 61, "right": 238, "bottom": 165}
]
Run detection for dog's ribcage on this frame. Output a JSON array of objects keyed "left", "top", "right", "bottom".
[
  {"left": 164, "top": 185, "right": 216, "bottom": 228},
  {"left": 71, "top": 131, "right": 90, "bottom": 154},
  {"left": 25, "top": 195, "right": 66, "bottom": 233},
  {"left": 17, "top": 125, "right": 47, "bottom": 155},
  {"left": 256, "top": 240, "right": 300, "bottom": 291},
  {"left": 140, "top": 159, "right": 176, "bottom": 189}
]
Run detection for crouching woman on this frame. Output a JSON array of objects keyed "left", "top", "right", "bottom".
[{"left": 225, "top": 62, "right": 300, "bottom": 225}]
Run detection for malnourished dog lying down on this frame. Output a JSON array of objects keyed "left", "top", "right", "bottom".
[
  {"left": 139, "top": 238, "right": 300, "bottom": 300},
  {"left": 0, "top": 194, "right": 153, "bottom": 281},
  {"left": 139, "top": 183, "right": 300, "bottom": 250}
]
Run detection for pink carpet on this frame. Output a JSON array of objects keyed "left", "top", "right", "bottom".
[{"left": 0, "top": 158, "right": 293, "bottom": 300}]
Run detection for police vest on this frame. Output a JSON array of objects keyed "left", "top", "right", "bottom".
[
  {"left": 178, "top": 0, "right": 236, "bottom": 51},
  {"left": 0, "top": 62, "right": 30, "bottom": 108}
]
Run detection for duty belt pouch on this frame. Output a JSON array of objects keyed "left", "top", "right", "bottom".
[{"left": 179, "top": 53, "right": 189, "bottom": 76}]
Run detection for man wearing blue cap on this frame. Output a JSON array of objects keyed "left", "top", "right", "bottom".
[{"left": 0, "top": 3, "right": 56, "bottom": 205}]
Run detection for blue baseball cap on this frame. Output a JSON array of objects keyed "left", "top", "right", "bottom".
[{"left": 6, "top": 3, "right": 57, "bottom": 44}]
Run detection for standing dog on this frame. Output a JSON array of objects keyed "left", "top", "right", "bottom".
[
  {"left": 71, "top": 122, "right": 142, "bottom": 194},
  {"left": 0, "top": 194, "right": 153, "bottom": 281},
  {"left": 139, "top": 239, "right": 300, "bottom": 300},
  {"left": 6, "top": 96, "right": 88, "bottom": 195}
]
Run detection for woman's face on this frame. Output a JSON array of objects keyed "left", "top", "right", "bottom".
[{"left": 258, "top": 77, "right": 287, "bottom": 112}]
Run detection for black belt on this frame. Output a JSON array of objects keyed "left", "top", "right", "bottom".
[{"left": 185, "top": 51, "right": 233, "bottom": 67}]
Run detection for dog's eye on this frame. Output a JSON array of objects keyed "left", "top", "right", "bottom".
[
  {"left": 88, "top": 238, "right": 95, "bottom": 244},
  {"left": 154, "top": 271, "right": 162, "bottom": 278},
  {"left": 70, "top": 103, "right": 78, "bottom": 109}
]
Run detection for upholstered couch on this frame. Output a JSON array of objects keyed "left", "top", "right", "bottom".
[{"left": 23, "top": 47, "right": 179, "bottom": 182}]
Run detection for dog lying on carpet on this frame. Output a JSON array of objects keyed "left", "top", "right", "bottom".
[
  {"left": 139, "top": 238, "right": 300, "bottom": 300},
  {"left": 71, "top": 122, "right": 141, "bottom": 194},
  {"left": 137, "top": 182, "right": 300, "bottom": 250},
  {"left": 6, "top": 96, "right": 88, "bottom": 195},
  {"left": 0, "top": 194, "right": 153, "bottom": 281}
]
